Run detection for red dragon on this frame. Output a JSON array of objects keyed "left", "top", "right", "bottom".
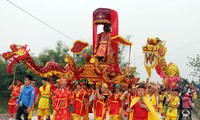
[{"left": 2, "top": 44, "right": 83, "bottom": 81}]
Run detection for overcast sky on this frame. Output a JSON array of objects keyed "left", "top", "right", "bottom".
[{"left": 1, "top": 0, "right": 200, "bottom": 82}]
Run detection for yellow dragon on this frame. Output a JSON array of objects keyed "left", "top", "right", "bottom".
[{"left": 142, "top": 37, "right": 180, "bottom": 88}]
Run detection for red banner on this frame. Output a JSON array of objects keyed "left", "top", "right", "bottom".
[
  {"left": 71, "top": 40, "right": 88, "bottom": 53},
  {"left": 111, "top": 35, "right": 132, "bottom": 46}
]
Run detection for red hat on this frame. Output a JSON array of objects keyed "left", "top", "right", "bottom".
[
  {"left": 17, "top": 80, "right": 23, "bottom": 86},
  {"left": 60, "top": 78, "right": 67, "bottom": 84},
  {"left": 172, "top": 88, "right": 179, "bottom": 92},
  {"left": 184, "top": 93, "right": 190, "bottom": 97}
]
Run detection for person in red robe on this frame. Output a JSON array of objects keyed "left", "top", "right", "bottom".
[
  {"left": 108, "top": 84, "right": 123, "bottom": 120},
  {"left": 83, "top": 83, "right": 92, "bottom": 120},
  {"left": 94, "top": 83, "right": 109, "bottom": 120},
  {"left": 127, "top": 83, "right": 160, "bottom": 120},
  {"left": 123, "top": 85, "right": 137, "bottom": 120},
  {"left": 56, "top": 79, "right": 61, "bottom": 89},
  {"left": 8, "top": 80, "right": 23, "bottom": 119},
  {"left": 52, "top": 78, "right": 73, "bottom": 120},
  {"left": 72, "top": 82, "right": 87, "bottom": 120},
  {"left": 94, "top": 24, "right": 114, "bottom": 62}
]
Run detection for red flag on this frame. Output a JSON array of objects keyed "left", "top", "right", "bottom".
[
  {"left": 111, "top": 35, "right": 132, "bottom": 46},
  {"left": 71, "top": 40, "right": 89, "bottom": 53}
]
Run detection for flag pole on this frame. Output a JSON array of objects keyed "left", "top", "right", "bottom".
[
  {"left": 13, "top": 65, "right": 16, "bottom": 83},
  {"left": 128, "top": 45, "right": 131, "bottom": 68}
]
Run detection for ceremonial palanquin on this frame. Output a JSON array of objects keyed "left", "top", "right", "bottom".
[
  {"left": 142, "top": 37, "right": 180, "bottom": 88},
  {"left": 2, "top": 8, "right": 139, "bottom": 87}
]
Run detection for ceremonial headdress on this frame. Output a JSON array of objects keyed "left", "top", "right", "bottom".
[
  {"left": 56, "top": 79, "right": 61, "bottom": 83},
  {"left": 136, "top": 83, "right": 146, "bottom": 89},
  {"left": 60, "top": 78, "right": 67, "bottom": 84},
  {"left": 115, "top": 84, "right": 120, "bottom": 89},
  {"left": 102, "top": 83, "right": 108, "bottom": 89}
]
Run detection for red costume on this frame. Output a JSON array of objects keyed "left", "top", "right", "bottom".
[
  {"left": 109, "top": 93, "right": 122, "bottom": 117},
  {"left": 129, "top": 85, "right": 160, "bottom": 120},
  {"left": 94, "top": 32, "right": 113, "bottom": 59},
  {"left": 83, "top": 88, "right": 93, "bottom": 120},
  {"left": 93, "top": 8, "right": 119, "bottom": 65},
  {"left": 53, "top": 88, "right": 73, "bottom": 120},
  {"left": 124, "top": 94, "right": 135, "bottom": 119},
  {"left": 72, "top": 88, "right": 87, "bottom": 118},
  {"left": 133, "top": 101, "right": 148, "bottom": 120},
  {"left": 94, "top": 92, "right": 108, "bottom": 120},
  {"left": 34, "top": 86, "right": 39, "bottom": 97},
  {"left": 8, "top": 84, "right": 21, "bottom": 118}
]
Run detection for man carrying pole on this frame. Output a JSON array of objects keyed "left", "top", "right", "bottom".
[{"left": 8, "top": 79, "right": 23, "bottom": 120}]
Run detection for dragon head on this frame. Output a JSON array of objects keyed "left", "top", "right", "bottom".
[
  {"left": 2, "top": 44, "right": 30, "bottom": 73},
  {"left": 142, "top": 37, "right": 167, "bottom": 69}
]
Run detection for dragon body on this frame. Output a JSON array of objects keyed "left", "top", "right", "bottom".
[
  {"left": 2, "top": 44, "right": 78, "bottom": 80},
  {"left": 2, "top": 44, "right": 139, "bottom": 86},
  {"left": 142, "top": 37, "right": 180, "bottom": 88}
]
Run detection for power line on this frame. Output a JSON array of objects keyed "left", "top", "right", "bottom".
[{"left": 6, "top": 0, "right": 74, "bottom": 41}]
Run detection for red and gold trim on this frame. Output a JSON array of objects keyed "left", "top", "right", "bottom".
[
  {"left": 71, "top": 40, "right": 89, "bottom": 54},
  {"left": 111, "top": 35, "right": 132, "bottom": 46}
]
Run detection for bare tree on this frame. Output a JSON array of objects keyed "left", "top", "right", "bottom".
[{"left": 187, "top": 54, "right": 200, "bottom": 83}]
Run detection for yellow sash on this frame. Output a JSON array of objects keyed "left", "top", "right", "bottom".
[{"left": 130, "top": 96, "right": 160, "bottom": 120}]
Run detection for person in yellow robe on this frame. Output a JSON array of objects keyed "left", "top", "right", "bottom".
[
  {"left": 164, "top": 89, "right": 172, "bottom": 114},
  {"left": 159, "top": 89, "right": 166, "bottom": 118},
  {"left": 127, "top": 83, "right": 160, "bottom": 120},
  {"left": 193, "top": 88, "right": 197, "bottom": 100},
  {"left": 36, "top": 78, "right": 55, "bottom": 120},
  {"left": 165, "top": 88, "right": 179, "bottom": 120}
]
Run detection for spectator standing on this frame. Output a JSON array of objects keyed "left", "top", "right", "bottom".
[{"left": 15, "top": 75, "right": 35, "bottom": 120}]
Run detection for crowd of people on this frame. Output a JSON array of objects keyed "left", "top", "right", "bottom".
[{"left": 7, "top": 74, "right": 197, "bottom": 120}]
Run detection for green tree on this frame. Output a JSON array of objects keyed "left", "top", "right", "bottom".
[
  {"left": 74, "top": 45, "right": 92, "bottom": 67},
  {"left": 35, "top": 40, "right": 70, "bottom": 82},
  {"left": 37, "top": 40, "right": 69, "bottom": 66},
  {"left": 0, "top": 56, "right": 41, "bottom": 92},
  {"left": 0, "top": 57, "right": 13, "bottom": 92}
]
